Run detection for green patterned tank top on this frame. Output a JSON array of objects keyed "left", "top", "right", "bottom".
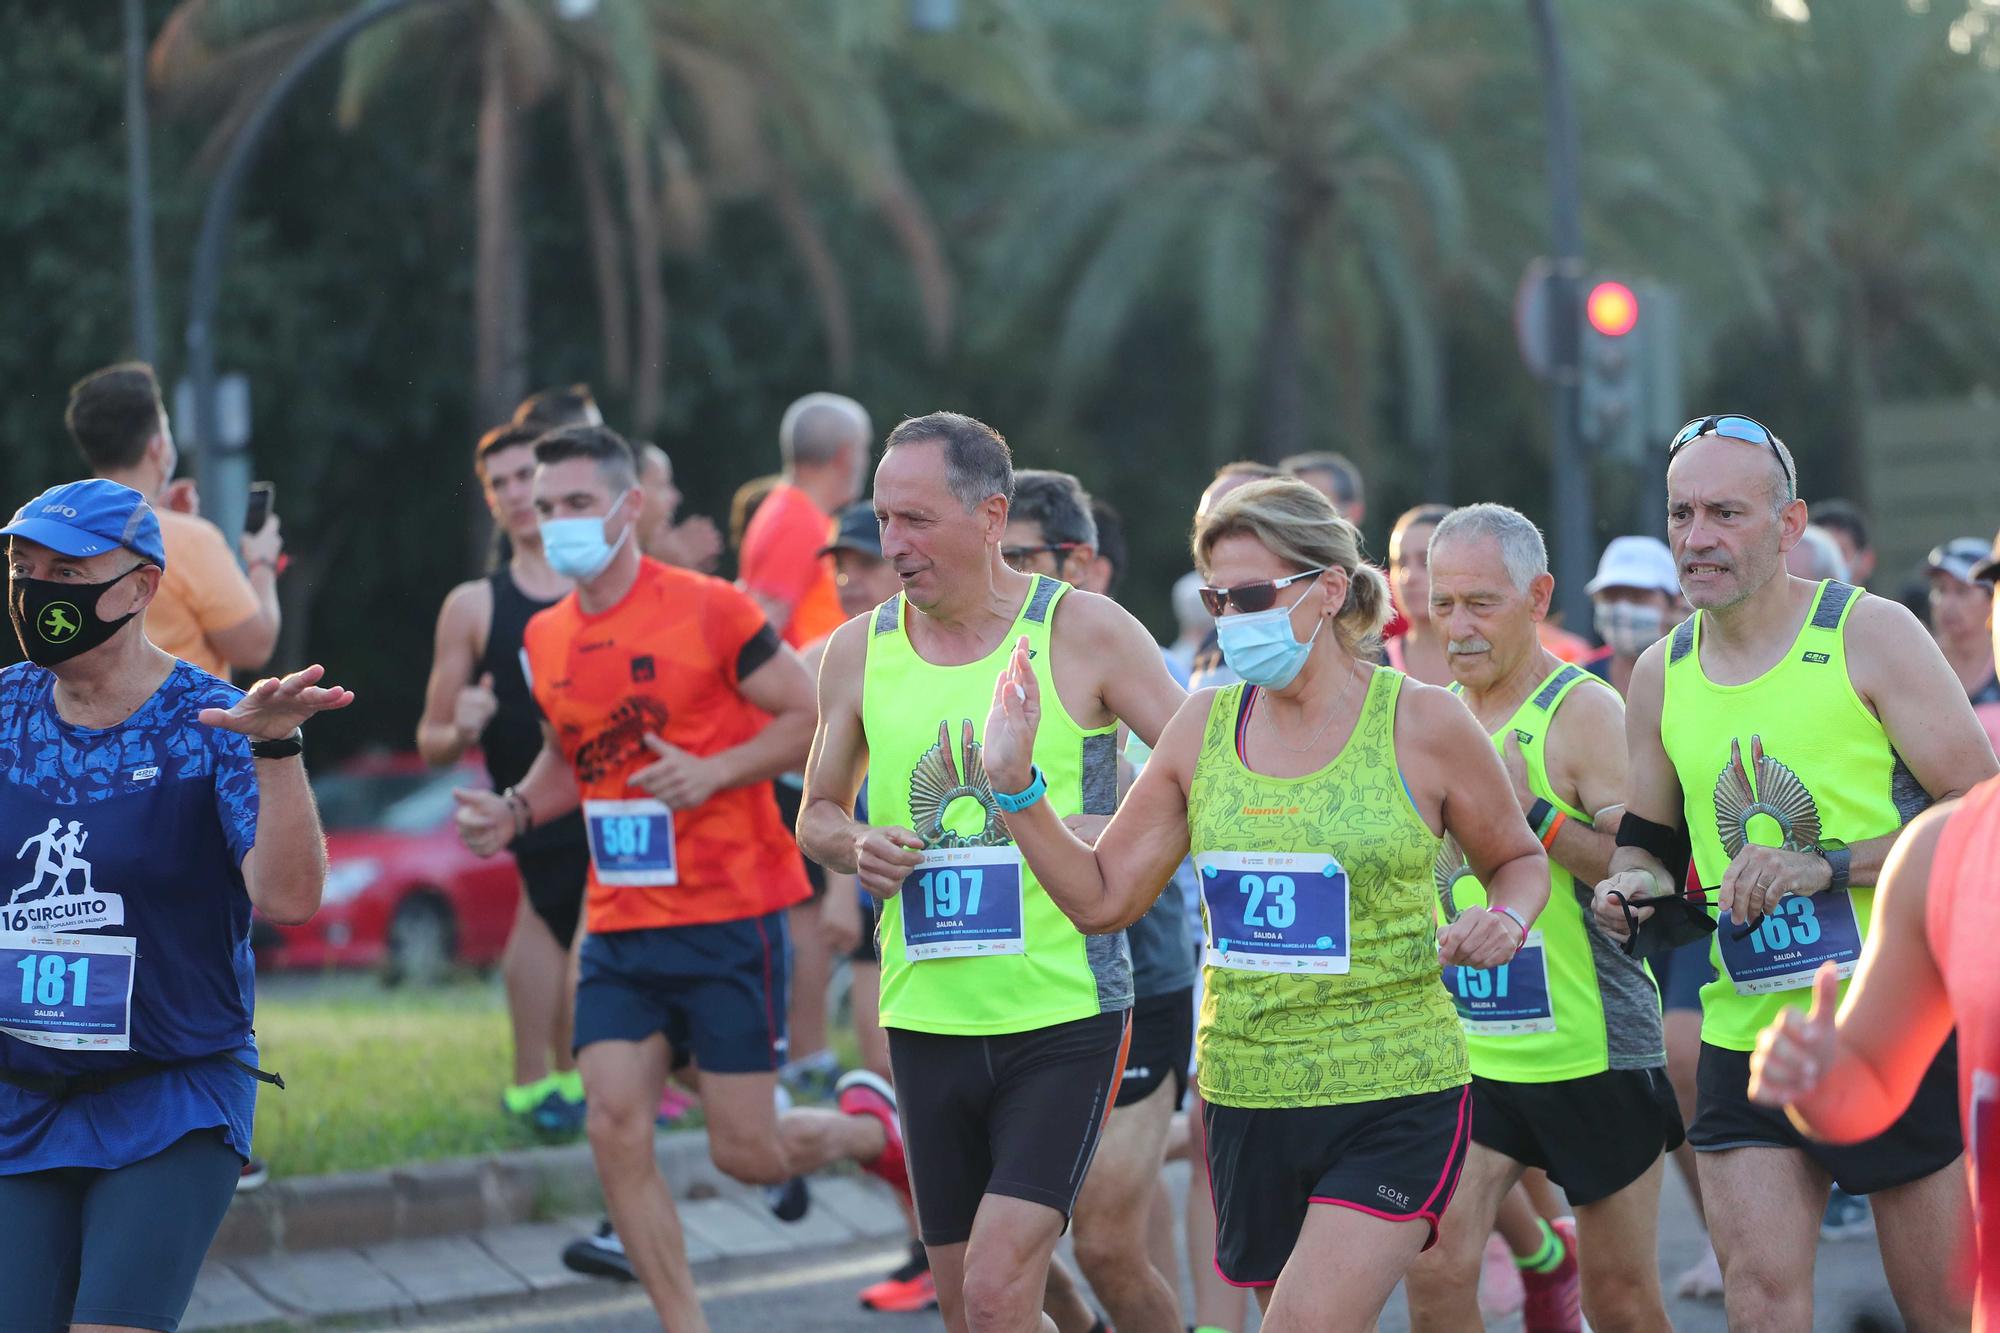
[{"left": 1188, "top": 669, "right": 1469, "bottom": 1108}]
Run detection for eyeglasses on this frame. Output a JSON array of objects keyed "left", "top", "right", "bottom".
[
  {"left": 1000, "top": 542, "right": 1083, "bottom": 570},
  {"left": 1197, "top": 567, "right": 1325, "bottom": 617},
  {"left": 1668, "top": 414, "right": 1795, "bottom": 500}
]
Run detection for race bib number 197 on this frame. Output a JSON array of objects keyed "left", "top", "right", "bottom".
[
  {"left": 0, "top": 931, "right": 136, "bottom": 1050},
  {"left": 900, "top": 846, "right": 1025, "bottom": 961}
]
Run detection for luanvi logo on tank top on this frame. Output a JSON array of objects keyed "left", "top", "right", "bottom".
[
  {"left": 1713, "top": 734, "right": 1822, "bottom": 856},
  {"left": 908, "top": 719, "right": 1010, "bottom": 848}
]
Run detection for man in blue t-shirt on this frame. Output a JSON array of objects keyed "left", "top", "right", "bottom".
[{"left": 0, "top": 479, "right": 353, "bottom": 1332}]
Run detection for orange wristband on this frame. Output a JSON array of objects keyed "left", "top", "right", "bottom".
[{"left": 1539, "top": 810, "right": 1567, "bottom": 850}]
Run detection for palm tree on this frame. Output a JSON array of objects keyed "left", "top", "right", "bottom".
[
  {"left": 973, "top": 0, "right": 1483, "bottom": 479},
  {"left": 1727, "top": 0, "right": 2000, "bottom": 497},
  {"left": 151, "top": 0, "right": 1051, "bottom": 432}
]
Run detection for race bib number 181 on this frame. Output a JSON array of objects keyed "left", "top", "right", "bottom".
[{"left": 0, "top": 931, "right": 136, "bottom": 1050}]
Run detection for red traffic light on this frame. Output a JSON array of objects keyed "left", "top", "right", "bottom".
[{"left": 1586, "top": 281, "right": 1639, "bottom": 337}]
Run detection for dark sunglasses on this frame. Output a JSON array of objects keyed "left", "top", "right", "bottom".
[
  {"left": 1668, "top": 414, "right": 1795, "bottom": 498},
  {"left": 1198, "top": 567, "right": 1325, "bottom": 617},
  {"left": 1605, "top": 888, "right": 1757, "bottom": 959},
  {"left": 1000, "top": 542, "right": 1083, "bottom": 570}
]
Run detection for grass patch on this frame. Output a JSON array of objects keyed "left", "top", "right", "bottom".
[{"left": 250, "top": 972, "right": 548, "bottom": 1179}]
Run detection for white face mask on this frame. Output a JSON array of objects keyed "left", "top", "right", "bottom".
[
  {"left": 1594, "top": 600, "right": 1666, "bottom": 658},
  {"left": 539, "top": 490, "right": 634, "bottom": 581}
]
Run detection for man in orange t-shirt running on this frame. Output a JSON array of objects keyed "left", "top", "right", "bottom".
[{"left": 454, "top": 425, "right": 908, "bottom": 1332}]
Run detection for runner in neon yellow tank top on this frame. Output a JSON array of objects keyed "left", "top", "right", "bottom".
[
  {"left": 981, "top": 478, "right": 1551, "bottom": 1333},
  {"left": 1403, "top": 505, "right": 1680, "bottom": 1333},
  {"left": 799, "top": 413, "right": 1185, "bottom": 1333},
  {"left": 1590, "top": 414, "right": 1997, "bottom": 1331}
]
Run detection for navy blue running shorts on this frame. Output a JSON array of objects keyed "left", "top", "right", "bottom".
[
  {"left": 574, "top": 909, "right": 792, "bottom": 1074},
  {"left": 0, "top": 1127, "right": 241, "bottom": 1332}
]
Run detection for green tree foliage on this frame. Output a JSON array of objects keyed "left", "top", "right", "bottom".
[{"left": 5, "top": 0, "right": 1999, "bottom": 750}]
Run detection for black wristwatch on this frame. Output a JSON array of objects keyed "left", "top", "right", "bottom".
[
  {"left": 250, "top": 727, "right": 305, "bottom": 760},
  {"left": 1818, "top": 845, "right": 1851, "bottom": 894}
]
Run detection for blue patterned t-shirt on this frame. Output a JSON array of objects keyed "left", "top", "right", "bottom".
[{"left": 0, "top": 659, "right": 263, "bottom": 1171}]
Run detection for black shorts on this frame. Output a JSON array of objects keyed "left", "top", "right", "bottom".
[
  {"left": 574, "top": 911, "right": 792, "bottom": 1074},
  {"left": 512, "top": 827, "right": 588, "bottom": 946},
  {"left": 1116, "top": 987, "right": 1193, "bottom": 1110},
  {"left": 852, "top": 890, "right": 879, "bottom": 966},
  {"left": 770, "top": 780, "right": 826, "bottom": 900},
  {"left": 1690, "top": 1038, "right": 1963, "bottom": 1194},
  {"left": 1471, "top": 1067, "right": 1684, "bottom": 1206},
  {"left": 1203, "top": 1084, "right": 1473, "bottom": 1287},
  {"left": 888, "top": 1010, "right": 1131, "bottom": 1246}
]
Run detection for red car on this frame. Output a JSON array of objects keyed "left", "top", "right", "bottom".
[{"left": 257, "top": 751, "right": 520, "bottom": 982}]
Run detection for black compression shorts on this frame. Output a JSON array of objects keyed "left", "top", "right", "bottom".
[{"left": 888, "top": 1010, "right": 1131, "bottom": 1246}]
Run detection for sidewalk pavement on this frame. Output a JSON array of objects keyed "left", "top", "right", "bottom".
[{"left": 183, "top": 1135, "right": 910, "bottom": 1330}]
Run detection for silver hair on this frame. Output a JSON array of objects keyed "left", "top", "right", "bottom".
[
  {"left": 1796, "top": 524, "right": 1851, "bottom": 582},
  {"left": 779, "top": 393, "right": 872, "bottom": 467},
  {"left": 1429, "top": 503, "right": 1549, "bottom": 593}
]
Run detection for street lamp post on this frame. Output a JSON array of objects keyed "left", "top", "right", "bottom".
[
  {"left": 184, "top": 0, "right": 437, "bottom": 546},
  {"left": 1527, "top": 0, "right": 1594, "bottom": 630},
  {"left": 123, "top": 0, "right": 158, "bottom": 363}
]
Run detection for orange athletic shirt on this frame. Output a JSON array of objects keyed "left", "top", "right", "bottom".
[
  {"left": 523, "top": 559, "right": 810, "bottom": 932},
  {"left": 739, "top": 482, "right": 844, "bottom": 648},
  {"left": 1929, "top": 775, "right": 2000, "bottom": 1332}
]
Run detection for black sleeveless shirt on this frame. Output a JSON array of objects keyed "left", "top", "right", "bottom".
[{"left": 480, "top": 568, "right": 583, "bottom": 850}]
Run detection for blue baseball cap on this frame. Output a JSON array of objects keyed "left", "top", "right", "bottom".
[{"left": 1, "top": 480, "right": 167, "bottom": 570}]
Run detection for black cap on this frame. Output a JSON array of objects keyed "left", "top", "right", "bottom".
[{"left": 818, "top": 500, "right": 881, "bottom": 559}]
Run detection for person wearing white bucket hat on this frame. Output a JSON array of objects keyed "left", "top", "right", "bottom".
[{"left": 1583, "top": 537, "right": 1682, "bottom": 699}]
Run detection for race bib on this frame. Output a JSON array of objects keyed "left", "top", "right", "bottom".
[
  {"left": 584, "top": 799, "right": 678, "bottom": 886},
  {"left": 1197, "top": 851, "right": 1350, "bottom": 974},
  {"left": 1445, "top": 932, "right": 1555, "bottom": 1035},
  {"left": 1718, "top": 890, "right": 1862, "bottom": 996},
  {"left": 0, "top": 931, "right": 136, "bottom": 1051},
  {"left": 900, "top": 846, "right": 1025, "bottom": 961}
]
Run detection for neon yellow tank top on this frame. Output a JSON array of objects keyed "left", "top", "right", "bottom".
[
  {"left": 1439, "top": 665, "right": 1664, "bottom": 1082},
  {"left": 1188, "top": 670, "right": 1468, "bottom": 1108},
  {"left": 1661, "top": 580, "right": 1926, "bottom": 1051},
  {"left": 862, "top": 575, "right": 1131, "bottom": 1036}
]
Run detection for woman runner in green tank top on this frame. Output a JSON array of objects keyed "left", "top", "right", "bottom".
[{"left": 977, "top": 479, "right": 1552, "bottom": 1332}]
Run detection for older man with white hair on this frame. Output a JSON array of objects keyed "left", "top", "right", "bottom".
[{"left": 1404, "top": 503, "right": 1681, "bottom": 1333}]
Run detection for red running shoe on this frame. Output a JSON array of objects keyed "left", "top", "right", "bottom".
[
  {"left": 835, "top": 1069, "right": 910, "bottom": 1205},
  {"left": 1521, "top": 1217, "right": 1582, "bottom": 1333},
  {"left": 860, "top": 1241, "right": 938, "bottom": 1312}
]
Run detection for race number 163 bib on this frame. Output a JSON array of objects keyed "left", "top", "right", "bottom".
[
  {"left": 900, "top": 846, "right": 1024, "bottom": 961},
  {"left": 0, "top": 930, "right": 136, "bottom": 1050},
  {"left": 584, "top": 799, "right": 678, "bottom": 886},
  {"left": 1718, "top": 889, "right": 1862, "bottom": 996},
  {"left": 1197, "top": 851, "right": 1350, "bottom": 974}
]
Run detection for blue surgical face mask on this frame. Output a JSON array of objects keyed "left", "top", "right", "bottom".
[
  {"left": 1216, "top": 598, "right": 1324, "bottom": 689},
  {"left": 539, "top": 491, "right": 633, "bottom": 581}
]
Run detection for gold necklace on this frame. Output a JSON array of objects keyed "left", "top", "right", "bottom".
[{"left": 1258, "top": 655, "right": 1362, "bottom": 754}]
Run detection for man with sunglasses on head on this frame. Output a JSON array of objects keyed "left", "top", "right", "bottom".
[
  {"left": 1005, "top": 470, "right": 1196, "bottom": 1333},
  {"left": 800, "top": 415, "right": 1186, "bottom": 1333},
  {"left": 1591, "top": 413, "right": 1997, "bottom": 1331},
  {"left": 1402, "top": 504, "right": 1678, "bottom": 1333}
]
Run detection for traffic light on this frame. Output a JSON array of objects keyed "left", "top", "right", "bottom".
[{"left": 1579, "top": 279, "right": 1644, "bottom": 458}]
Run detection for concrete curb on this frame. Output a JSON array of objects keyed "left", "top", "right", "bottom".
[
  {"left": 210, "top": 1131, "right": 733, "bottom": 1259},
  {"left": 187, "top": 1177, "right": 912, "bottom": 1330}
]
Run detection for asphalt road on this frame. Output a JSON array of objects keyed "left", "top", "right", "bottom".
[{"left": 373, "top": 1161, "right": 1906, "bottom": 1332}]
